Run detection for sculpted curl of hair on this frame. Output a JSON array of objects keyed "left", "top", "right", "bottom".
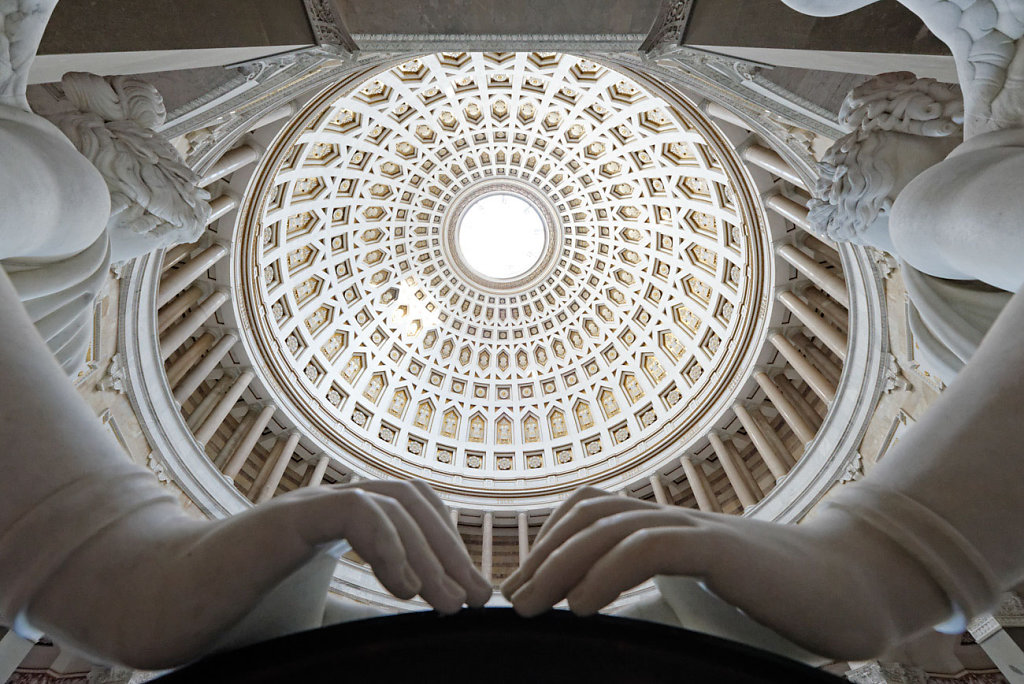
[
  {"left": 50, "top": 72, "right": 210, "bottom": 260},
  {"left": 809, "top": 72, "right": 963, "bottom": 243}
]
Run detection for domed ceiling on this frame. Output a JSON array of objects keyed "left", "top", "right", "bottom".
[{"left": 232, "top": 52, "right": 774, "bottom": 507}]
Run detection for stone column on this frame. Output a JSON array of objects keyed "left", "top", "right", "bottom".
[
  {"left": 648, "top": 474, "right": 670, "bottom": 505},
  {"left": 223, "top": 404, "right": 276, "bottom": 479},
  {"left": 449, "top": 508, "right": 461, "bottom": 532},
  {"left": 162, "top": 242, "right": 194, "bottom": 273},
  {"left": 741, "top": 144, "right": 805, "bottom": 187},
  {"left": 765, "top": 193, "right": 811, "bottom": 231},
  {"left": 250, "top": 101, "right": 300, "bottom": 130},
  {"left": 803, "top": 286, "right": 849, "bottom": 333},
  {"left": 754, "top": 371, "right": 816, "bottom": 444},
  {"left": 194, "top": 369, "right": 254, "bottom": 445},
  {"left": 773, "top": 371, "right": 824, "bottom": 427},
  {"left": 733, "top": 404, "right": 790, "bottom": 481},
  {"left": 185, "top": 374, "right": 234, "bottom": 431},
  {"left": 206, "top": 192, "right": 241, "bottom": 224},
  {"left": 306, "top": 455, "right": 330, "bottom": 487},
  {"left": 256, "top": 431, "right": 301, "bottom": 503},
  {"left": 968, "top": 593, "right": 1024, "bottom": 684},
  {"left": 802, "top": 234, "right": 843, "bottom": 266},
  {"left": 777, "top": 243, "right": 849, "bottom": 307},
  {"left": 198, "top": 143, "right": 262, "bottom": 187},
  {"left": 159, "top": 290, "right": 229, "bottom": 357},
  {"left": 770, "top": 332, "right": 836, "bottom": 403},
  {"left": 481, "top": 512, "right": 494, "bottom": 583},
  {"left": 165, "top": 331, "right": 215, "bottom": 388},
  {"left": 751, "top": 406, "right": 798, "bottom": 468},
  {"left": 157, "top": 243, "right": 228, "bottom": 307},
  {"left": 679, "top": 455, "right": 721, "bottom": 513},
  {"left": 707, "top": 432, "right": 762, "bottom": 510},
  {"left": 172, "top": 332, "right": 238, "bottom": 403},
  {"left": 157, "top": 285, "right": 203, "bottom": 333},
  {"left": 778, "top": 290, "right": 848, "bottom": 359},
  {"left": 518, "top": 512, "right": 529, "bottom": 566},
  {"left": 704, "top": 101, "right": 753, "bottom": 131},
  {"left": 791, "top": 331, "right": 843, "bottom": 386},
  {"left": 249, "top": 437, "right": 285, "bottom": 498},
  {"left": 214, "top": 405, "right": 259, "bottom": 469}
]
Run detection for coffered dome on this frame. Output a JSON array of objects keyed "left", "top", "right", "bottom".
[{"left": 232, "top": 52, "right": 774, "bottom": 508}]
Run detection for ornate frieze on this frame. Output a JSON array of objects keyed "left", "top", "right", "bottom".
[
  {"left": 846, "top": 661, "right": 927, "bottom": 684},
  {"left": 640, "top": 0, "right": 695, "bottom": 54},
  {"left": 302, "top": 0, "right": 358, "bottom": 53}
]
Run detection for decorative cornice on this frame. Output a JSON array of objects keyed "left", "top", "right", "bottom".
[
  {"left": 350, "top": 33, "right": 648, "bottom": 52},
  {"left": 640, "top": 0, "right": 695, "bottom": 55},
  {"left": 96, "top": 352, "right": 127, "bottom": 395},
  {"left": 302, "top": 0, "right": 358, "bottom": 53},
  {"left": 846, "top": 661, "right": 927, "bottom": 684},
  {"left": 968, "top": 591, "right": 1024, "bottom": 641}
]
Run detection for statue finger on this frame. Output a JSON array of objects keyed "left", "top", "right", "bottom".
[
  {"left": 502, "top": 495, "right": 658, "bottom": 600},
  {"left": 566, "top": 526, "right": 719, "bottom": 616},
  {"left": 343, "top": 480, "right": 491, "bottom": 607},
  {"left": 246, "top": 487, "right": 424, "bottom": 604},
  {"left": 307, "top": 489, "right": 422, "bottom": 601},
  {"left": 532, "top": 486, "right": 610, "bottom": 543},
  {"left": 369, "top": 494, "right": 468, "bottom": 614},
  {"left": 510, "top": 509, "right": 694, "bottom": 617}
]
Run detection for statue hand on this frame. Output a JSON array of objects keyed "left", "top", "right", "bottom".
[
  {"left": 25, "top": 479, "right": 492, "bottom": 669},
  {"left": 226, "top": 479, "right": 493, "bottom": 614},
  {"left": 501, "top": 487, "right": 951, "bottom": 660}
]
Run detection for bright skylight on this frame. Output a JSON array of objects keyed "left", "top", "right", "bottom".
[{"left": 458, "top": 194, "right": 545, "bottom": 279}]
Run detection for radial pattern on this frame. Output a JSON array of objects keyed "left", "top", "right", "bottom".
[{"left": 234, "top": 52, "right": 773, "bottom": 504}]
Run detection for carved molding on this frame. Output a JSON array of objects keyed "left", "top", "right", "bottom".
[
  {"left": 968, "top": 613, "right": 1003, "bottom": 643},
  {"left": 96, "top": 352, "right": 127, "bottom": 395},
  {"left": 924, "top": 674, "right": 1013, "bottom": 684},
  {"left": 882, "top": 353, "right": 911, "bottom": 394},
  {"left": 872, "top": 247, "right": 899, "bottom": 280},
  {"left": 970, "top": 592, "right": 1024, "bottom": 641},
  {"left": 86, "top": 666, "right": 156, "bottom": 684},
  {"left": 161, "top": 50, "right": 397, "bottom": 174},
  {"left": 350, "top": 33, "right": 648, "bottom": 52},
  {"left": 994, "top": 591, "right": 1024, "bottom": 624},
  {"left": 841, "top": 451, "right": 864, "bottom": 483},
  {"left": 302, "top": 0, "right": 357, "bottom": 52},
  {"left": 846, "top": 661, "right": 927, "bottom": 684},
  {"left": 640, "top": 0, "right": 695, "bottom": 54},
  {"left": 9, "top": 672, "right": 88, "bottom": 684}
]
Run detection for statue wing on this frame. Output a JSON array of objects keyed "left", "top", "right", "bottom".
[{"left": 0, "top": 1, "right": 59, "bottom": 111}]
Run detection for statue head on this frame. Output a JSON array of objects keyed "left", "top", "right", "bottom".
[
  {"left": 809, "top": 72, "right": 964, "bottom": 252},
  {"left": 51, "top": 72, "right": 211, "bottom": 263}
]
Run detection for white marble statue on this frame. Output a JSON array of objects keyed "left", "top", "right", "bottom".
[
  {"left": 0, "top": 0, "right": 489, "bottom": 670},
  {"left": 810, "top": 70, "right": 1014, "bottom": 381},
  {"left": 45, "top": 71, "right": 212, "bottom": 264},
  {"left": 779, "top": 0, "right": 1024, "bottom": 138},
  {"left": 2, "top": 4, "right": 210, "bottom": 373},
  {"left": 506, "top": 0, "right": 1024, "bottom": 662},
  {"left": 0, "top": 2, "right": 112, "bottom": 374}
]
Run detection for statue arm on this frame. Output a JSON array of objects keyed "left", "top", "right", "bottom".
[
  {"left": 505, "top": 286, "right": 1024, "bottom": 659},
  {"left": 0, "top": 266, "right": 489, "bottom": 669}
]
